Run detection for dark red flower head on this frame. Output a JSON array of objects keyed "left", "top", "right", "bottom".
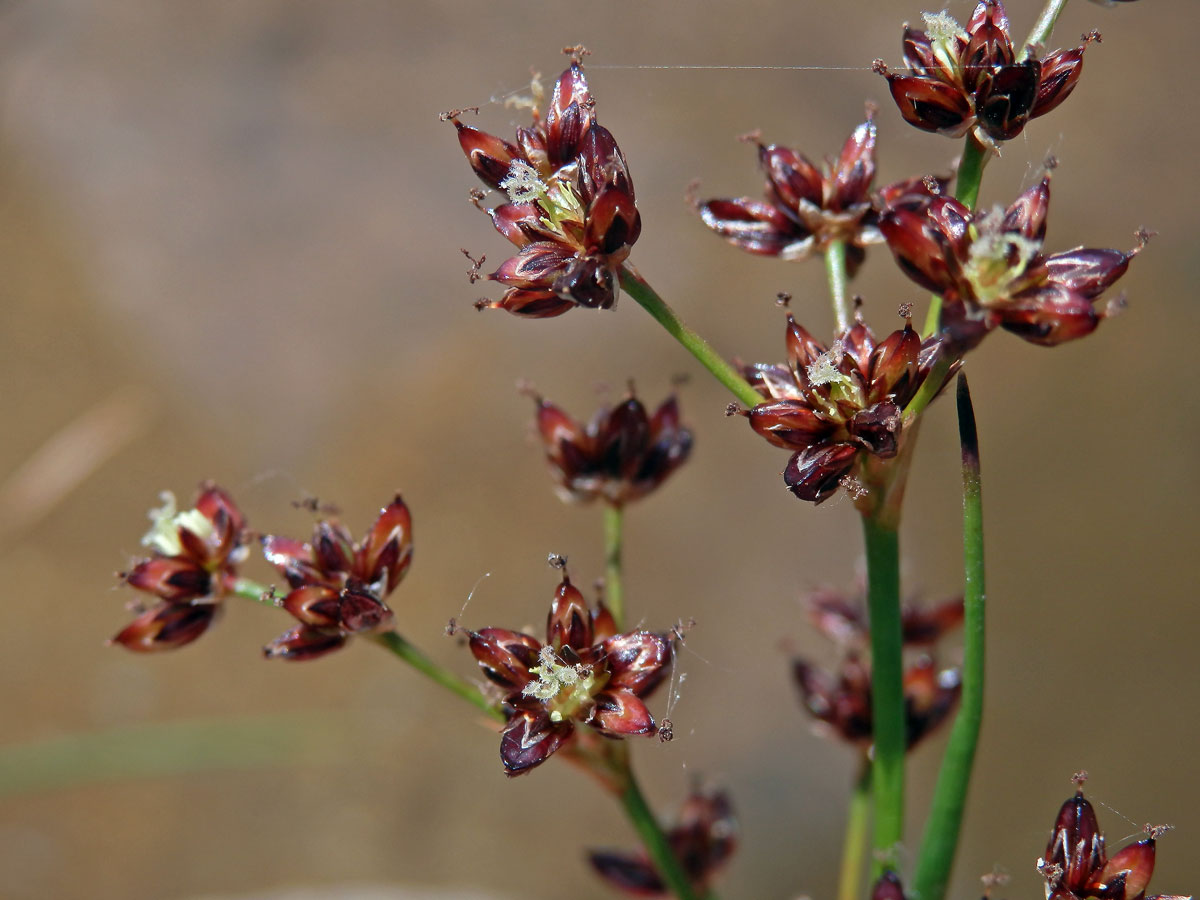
[
  {"left": 587, "top": 789, "right": 737, "bottom": 896},
  {"left": 531, "top": 387, "right": 693, "bottom": 506},
  {"left": 736, "top": 310, "right": 954, "bottom": 503},
  {"left": 695, "top": 108, "right": 943, "bottom": 277},
  {"left": 880, "top": 169, "right": 1142, "bottom": 353},
  {"left": 451, "top": 59, "right": 640, "bottom": 317},
  {"left": 467, "top": 568, "right": 672, "bottom": 775},
  {"left": 260, "top": 495, "right": 412, "bottom": 661},
  {"left": 875, "top": 1, "right": 1097, "bottom": 144},
  {"left": 112, "top": 483, "right": 247, "bottom": 652},
  {"left": 1038, "top": 779, "right": 1185, "bottom": 900},
  {"left": 793, "top": 586, "right": 963, "bottom": 751}
]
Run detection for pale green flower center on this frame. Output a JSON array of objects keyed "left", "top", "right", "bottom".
[
  {"left": 806, "top": 342, "right": 863, "bottom": 413},
  {"left": 141, "top": 491, "right": 214, "bottom": 557},
  {"left": 522, "top": 645, "right": 604, "bottom": 723},
  {"left": 499, "top": 159, "right": 585, "bottom": 239},
  {"left": 922, "top": 10, "right": 967, "bottom": 76},
  {"left": 963, "top": 206, "right": 1043, "bottom": 307}
]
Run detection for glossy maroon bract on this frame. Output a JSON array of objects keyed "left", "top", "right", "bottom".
[
  {"left": 1038, "top": 781, "right": 1186, "bottom": 900},
  {"left": 875, "top": 1, "right": 1096, "bottom": 144},
  {"left": 793, "top": 586, "right": 963, "bottom": 750},
  {"left": 532, "top": 388, "right": 693, "bottom": 506},
  {"left": 696, "top": 108, "right": 943, "bottom": 276},
  {"left": 260, "top": 495, "right": 412, "bottom": 660},
  {"left": 452, "top": 58, "right": 640, "bottom": 317},
  {"left": 737, "top": 311, "right": 953, "bottom": 503},
  {"left": 467, "top": 569, "right": 671, "bottom": 775},
  {"left": 112, "top": 483, "right": 247, "bottom": 652},
  {"left": 880, "top": 170, "right": 1141, "bottom": 352}
]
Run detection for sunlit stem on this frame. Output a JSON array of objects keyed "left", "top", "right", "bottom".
[
  {"left": 230, "top": 576, "right": 282, "bottom": 608},
  {"left": 862, "top": 513, "right": 905, "bottom": 874},
  {"left": 912, "top": 375, "right": 987, "bottom": 900},
  {"left": 619, "top": 264, "right": 763, "bottom": 409},
  {"left": 954, "top": 134, "right": 988, "bottom": 211},
  {"left": 1022, "top": 0, "right": 1071, "bottom": 59},
  {"left": 611, "top": 742, "right": 712, "bottom": 900},
  {"left": 901, "top": 354, "right": 954, "bottom": 424},
  {"left": 604, "top": 502, "right": 625, "bottom": 629},
  {"left": 825, "top": 240, "right": 852, "bottom": 334},
  {"left": 372, "top": 632, "right": 505, "bottom": 722},
  {"left": 837, "top": 760, "right": 873, "bottom": 900},
  {"left": 229, "top": 579, "right": 502, "bottom": 721}
]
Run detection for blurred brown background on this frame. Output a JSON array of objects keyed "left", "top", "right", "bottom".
[{"left": 1, "top": 0, "right": 1196, "bottom": 898}]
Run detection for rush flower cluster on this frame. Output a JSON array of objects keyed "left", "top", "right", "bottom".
[
  {"left": 696, "top": 108, "right": 941, "bottom": 275},
  {"left": 112, "top": 483, "right": 248, "bottom": 652},
  {"left": 452, "top": 57, "right": 640, "bottom": 317},
  {"left": 881, "top": 169, "right": 1141, "bottom": 351},
  {"left": 874, "top": 0, "right": 1095, "bottom": 144},
  {"left": 466, "top": 568, "right": 671, "bottom": 775},
  {"left": 260, "top": 495, "right": 413, "bottom": 660},
  {"left": 1038, "top": 778, "right": 1188, "bottom": 900},
  {"left": 736, "top": 310, "right": 954, "bottom": 503},
  {"left": 792, "top": 586, "right": 963, "bottom": 750},
  {"left": 588, "top": 790, "right": 737, "bottom": 896},
  {"left": 530, "top": 387, "right": 693, "bottom": 506}
]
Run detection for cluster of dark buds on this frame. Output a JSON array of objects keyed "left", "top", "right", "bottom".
[
  {"left": 881, "top": 168, "right": 1141, "bottom": 352},
  {"left": 588, "top": 789, "right": 737, "bottom": 896},
  {"left": 260, "top": 495, "right": 413, "bottom": 660},
  {"left": 466, "top": 567, "right": 671, "bottom": 775},
  {"left": 1038, "top": 777, "right": 1188, "bottom": 900},
  {"left": 874, "top": 0, "right": 1095, "bottom": 145},
  {"left": 695, "top": 106, "right": 942, "bottom": 276},
  {"left": 452, "top": 55, "right": 640, "bottom": 317},
  {"left": 112, "top": 483, "right": 248, "bottom": 651},
  {"left": 530, "top": 386, "right": 693, "bottom": 506},
  {"left": 734, "top": 309, "right": 954, "bottom": 503},
  {"left": 793, "top": 586, "right": 963, "bottom": 750}
]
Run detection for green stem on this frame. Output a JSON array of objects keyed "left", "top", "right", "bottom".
[
  {"left": 619, "top": 264, "right": 762, "bottom": 409},
  {"left": 0, "top": 714, "right": 340, "bottom": 798},
  {"left": 837, "top": 761, "right": 873, "bottom": 900},
  {"left": 604, "top": 503, "right": 625, "bottom": 629},
  {"left": 825, "top": 241, "right": 852, "bottom": 335},
  {"left": 901, "top": 354, "right": 954, "bottom": 424},
  {"left": 954, "top": 134, "right": 988, "bottom": 211},
  {"left": 230, "top": 577, "right": 282, "bottom": 607},
  {"left": 229, "top": 580, "right": 502, "bottom": 722},
  {"left": 373, "top": 631, "right": 505, "bottom": 722},
  {"left": 912, "top": 375, "right": 986, "bottom": 900},
  {"left": 617, "top": 761, "right": 707, "bottom": 900},
  {"left": 861, "top": 514, "right": 905, "bottom": 874},
  {"left": 1022, "top": 0, "right": 1071, "bottom": 59}
]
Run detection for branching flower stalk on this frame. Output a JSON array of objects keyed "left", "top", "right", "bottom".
[
  {"left": 232, "top": 567, "right": 704, "bottom": 897},
  {"left": 225, "top": 578, "right": 505, "bottom": 722},
  {"left": 96, "top": 6, "right": 1187, "bottom": 899},
  {"left": 619, "top": 264, "right": 763, "bottom": 409}
]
